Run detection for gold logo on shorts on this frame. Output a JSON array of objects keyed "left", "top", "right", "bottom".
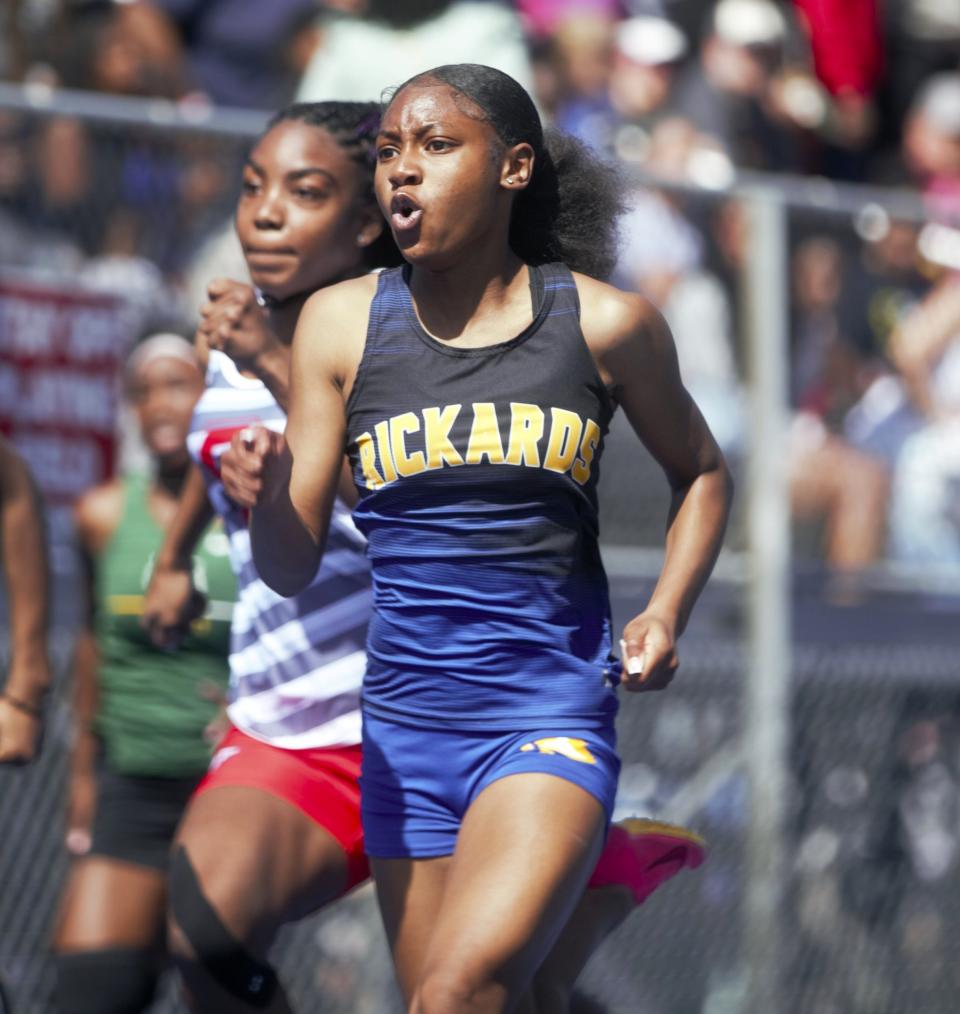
[{"left": 520, "top": 737, "right": 596, "bottom": 765}]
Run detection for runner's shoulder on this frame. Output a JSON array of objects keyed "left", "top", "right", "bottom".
[
  {"left": 571, "top": 271, "right": 664, "bottom": 355},
  {"left": 301, "top": 273, "right": 379, "bottom": 331}
]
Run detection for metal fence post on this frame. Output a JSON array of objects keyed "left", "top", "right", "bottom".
[{"left": 742, "top": 190, "right": 792, "bottom": 1014}]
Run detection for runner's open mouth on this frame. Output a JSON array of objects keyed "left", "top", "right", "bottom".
[{"left": 391, "top": 193, "right": 423, "bottom": 231}]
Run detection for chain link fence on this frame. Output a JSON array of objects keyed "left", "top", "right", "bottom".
[{"left": 1, "top": 86, "right": 960, "bottom": 1013}]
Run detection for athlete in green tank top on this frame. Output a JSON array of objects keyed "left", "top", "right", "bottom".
[
  {"left": 94, "top": 472, "right": 234, "bottom": 777},
  {"left": 53, "top": 333, "right": 237, "bottom": 1014}
]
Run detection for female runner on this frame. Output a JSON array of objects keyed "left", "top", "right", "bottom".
[
  {"left": 237, "top": 64, "right": 732, "bottom": 1013},
  {"left": 144, "top": 101, "right": 397, "bottom": 1014},
  {"left": 52, "top": 333, "right": 235, "bottom": 1014},
  {"left": 149, "top": 97, "right": 707, "bottom": 1014}
]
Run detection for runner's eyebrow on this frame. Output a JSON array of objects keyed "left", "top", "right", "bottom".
[
  {"left": 243, "top": 158, "right": 336, "bottom": 186},
  {"left": 377, "top": 122, "right": 444, "bottom": 141},
  {"left": 286, "top": 168, "right": 337, "bottom": 186}
]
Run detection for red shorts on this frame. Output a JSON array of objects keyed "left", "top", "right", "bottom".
[{"left": 193, "top": 725, "right": 368, "bottom": 892}]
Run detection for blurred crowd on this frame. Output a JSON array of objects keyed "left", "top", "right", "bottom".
[{"left": 0, "top": 0, "right": 959, "bottom": 573}]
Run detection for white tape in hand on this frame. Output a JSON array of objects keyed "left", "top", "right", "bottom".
[{"left": 619, "top": 638, "right": 644, "bottom": 676}]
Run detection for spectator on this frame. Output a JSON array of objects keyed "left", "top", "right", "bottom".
[
  {"left": 0, "top": 110, "right": 85, "bottom": 271},
  {"left": 880, "top": 0, "right": 960, "bottom": 148},
  {"left": 887, "top": 274, "right": 960, "bottom": 565},
  {"left": 613, "top": 189, "right": 744, "bottom": 455},
  {"left": 787, "top": 233, "right": 891, "bottom": 570},
  {"left": 128, "top": 0, "right": 321, "bottom": 109},
  {"left": 558, "top": 14, "right": 688, "bottom": 160},
  {"left": 40, "top": 1, "right": 183, "bottom": 98},
  {"left": 839, "top": 219, "right": 932, "bottom": 464},
  {"left": 517, "top": 0, "right": 619, "bottom": 38},
  {"left": 544, "top": 11, "right": 616, "bottom": 125},
  {"left": 673, "top": 0, "right": 808, "bottom": 172},
  {"left": 711, "top": 198, "right": 890, "bottom": 569},
  {"left": 0, "top": 435, "right": 51, "bottom": 766},
  {"left": 296, "top": 0, "right": 533, "bottom": 103},
  {"left": 791, "top": 221, "right": 929, "bottom": 450},
  {"left": 903, "top": 73, "right": 960, "bottom": 224},
  {"left": 792, "top": 0, "right": 884, "bottom": 174}
]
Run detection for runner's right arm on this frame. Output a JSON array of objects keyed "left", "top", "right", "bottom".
[{"left": 142, "top": 464, "right": 211, "bottom": 649}]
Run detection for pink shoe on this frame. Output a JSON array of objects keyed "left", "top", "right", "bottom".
[{"left": 588, "top": 817, "right": 707, "bottom": 905}]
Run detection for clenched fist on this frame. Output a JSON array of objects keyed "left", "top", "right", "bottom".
[
  {"left": 197, "top": 278, "right": 282, "bottom": 372},
  {"left": 220, "top": 426, "right": 287, "bottom": 509}
]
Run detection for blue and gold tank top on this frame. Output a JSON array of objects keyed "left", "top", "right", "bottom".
[{"left": 346, "top": 262, "right": 619, "bottom": 730}]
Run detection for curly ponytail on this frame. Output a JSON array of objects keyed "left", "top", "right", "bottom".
[{"left": 388, "top": 64, "right": 626, "bottom": 279}]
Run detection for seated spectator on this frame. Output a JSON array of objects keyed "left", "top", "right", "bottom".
[
  {"left": 787, "top": 232, "right": 891, "bottom": 569},
  {"left": 711, "top": 199, "right": 890, "bottom": 569},
  {"left": 613, "top": 189, "right": 744, "bottom": 455},
  {"left": 887, "top": 274, "right": 960, "bottom": 566},
  {"left": 840, "top": 219, "right": 932, "bottom": 464}
]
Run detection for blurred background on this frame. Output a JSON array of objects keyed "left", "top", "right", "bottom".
[{"left": 1, "top": 0, "right": 959, "bottom": 1011}]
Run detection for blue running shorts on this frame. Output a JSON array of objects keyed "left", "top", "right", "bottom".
[{"left": 360, "top": 712, "right": 620, "bottom": 858}]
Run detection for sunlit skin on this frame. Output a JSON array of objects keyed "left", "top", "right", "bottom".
[
  {"left": 236, "top": 77, "right": 732, "bottom": 1013},
  {"left": 375, "top": 83, "right": 532, "bottom": 276},
  {"left": 247, "top": 79, "right": 732, "bottom": 686},
  {"left": 127, "top": 356, "right": 204, "bottom": 467},
  {"left": 237, "top": 121, "right": 383, "bottom": 302},
  {"left": 138, "top": 117, "right": 396, "bottom": 1014}
]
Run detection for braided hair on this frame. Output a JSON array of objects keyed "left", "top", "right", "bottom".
[
  {"left": 265, "top": 101, "right": 402, "bottom": 268},
  {"left": 386, "top": 65, "right": 625, "bottom": 280}
]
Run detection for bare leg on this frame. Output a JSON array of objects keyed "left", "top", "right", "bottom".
[
  {"left": 167, "top": 785, "right": 352, "bottom": 1014},
  {"left": 372, "top": 853, "right": 452, "bottom": 1004},
  {"left": 55, "top": 857, "right": 167, "bottom": 952},
  {"left": 53, "top": 857, "right": 167, "bottom": 1012},
  {"left": 791, "top": 435, "right": 889, "bottom": 570},
  {"left": 373, "top": 773, "right": 605, "bottom": 1014}
]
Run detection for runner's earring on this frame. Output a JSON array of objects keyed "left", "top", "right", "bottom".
[{"left": 506, "top": 177, "right": 514, "bottom": 184}]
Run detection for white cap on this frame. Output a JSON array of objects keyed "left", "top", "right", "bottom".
[
  {"left": 713, "top": 0, "right": 786, "bottom": 47},
  {"left": 915, "top": 73, "right": 960, "bottom": 137},
  {"left": 616, "top": 16, "right": 688, "bottom": 66}
]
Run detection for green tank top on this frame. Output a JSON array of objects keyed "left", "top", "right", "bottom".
[{"left": 94, "top": 473, "right": 236, "bottom": 777}]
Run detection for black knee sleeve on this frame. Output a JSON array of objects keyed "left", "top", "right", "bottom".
[
  {"left": 0, "top": 976, "right": 12, "bottom": 1014},
  {"left": 168, "top": 846, "right": 277, "bottom": 1009},
  {"left": 54, "top": 949, "right": 159, "bottom": 1014}
]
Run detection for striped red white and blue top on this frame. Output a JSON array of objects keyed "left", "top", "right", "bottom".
[{"left": 187, "top": 349, "right": 369, "bottom": 749}]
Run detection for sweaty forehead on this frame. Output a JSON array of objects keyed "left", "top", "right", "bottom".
[{"left": 383, "top": 82, "right": 490, "bottom": 134}]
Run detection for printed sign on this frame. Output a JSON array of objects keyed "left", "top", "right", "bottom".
[{"left": 0, "top": 277, "right": 134, "bottom": 552}]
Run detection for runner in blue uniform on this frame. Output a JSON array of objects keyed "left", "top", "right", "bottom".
[{"left": 233, "top": 64, "right": 733, "bottom": 1013}]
